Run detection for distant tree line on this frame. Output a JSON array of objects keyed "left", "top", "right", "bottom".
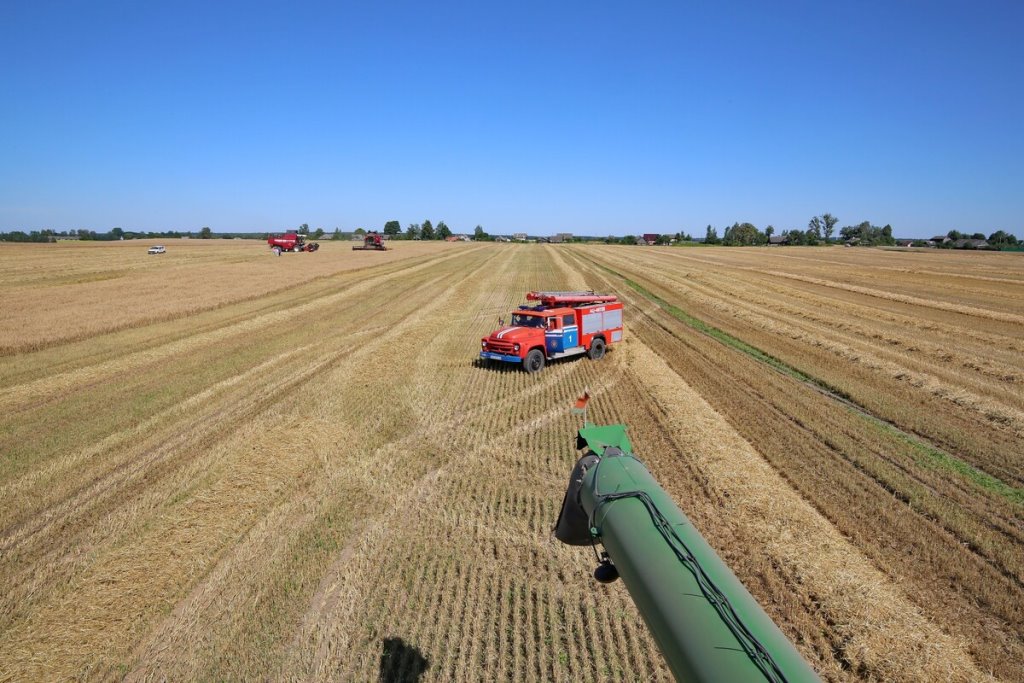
[
  {"left": 935, "top": 229, "right": 1019, "bottom": 249},
  {"left": 0, "top": 227, "right": 194, "bottom": 242},
  {"left": 4, "top": 216, "right": 1020, "bottom": 249}
]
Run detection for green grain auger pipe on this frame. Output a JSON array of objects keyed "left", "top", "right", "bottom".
[{"left": 555, "top": 423, "right": 820, "bottom": 683}]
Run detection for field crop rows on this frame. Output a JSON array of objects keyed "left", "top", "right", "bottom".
[
  {"left": 0, "top": 241, "right": 1021, "bottom": 681},
  {"left": 563, "top": 245, "right": 1024, "bottom": 680}
]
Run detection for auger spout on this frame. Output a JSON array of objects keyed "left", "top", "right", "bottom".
[{"left": 555, "top": 424, "right": 820, "bottom": 683}]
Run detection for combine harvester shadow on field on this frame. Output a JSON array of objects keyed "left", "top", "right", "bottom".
[
  {"left": 555, "top": 394, "right": 820, "bottom": 683},
  {"left": 378, "top": 637, "right": 429, "bottom": 683}
]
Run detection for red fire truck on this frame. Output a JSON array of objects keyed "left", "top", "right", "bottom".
[{"left": 480, "top": 291, "right": 623, "bottom": 373}]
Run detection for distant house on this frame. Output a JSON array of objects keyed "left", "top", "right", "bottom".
[
  {"left": 929, "top": 235, "right": 951, "bottom": 245},
  {"left": 513, "top": 232, "right": 527, "bottom": 242},
  {"left": 768, "top": 235, "right": 789, "bottom": 246},
  {"left": 556, "top": 232, "right": 573, "bottom": 243},
  {"left": 953, "top": 238, "right": 988, "bottom": 249},
  {"left": 896, "top": 239, "right": 915, "bottom": 247},
  {"left": 642, "top": 233, "right": 660, "bottom": 245},
  {"left": 445, "top": 235, "right": 460, "bottom": 242},
  {"left": 548, "top": 234, "right": 563, "bottom": 244}
]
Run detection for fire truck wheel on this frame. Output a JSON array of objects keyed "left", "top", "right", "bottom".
[
  {"left": 588, "top": 337, "right": 606, "bottom": 360},
  {"left": 524, "top": 349, "right": 545, "bottom": 374}
]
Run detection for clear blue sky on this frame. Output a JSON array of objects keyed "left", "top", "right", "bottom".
[{"left": 2, "top": 1, "right": 1022, "bottom": 237}]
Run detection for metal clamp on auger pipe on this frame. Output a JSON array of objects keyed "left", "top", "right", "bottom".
[{"left": 554, "top": 423, "right": 820, "bottom": 683}]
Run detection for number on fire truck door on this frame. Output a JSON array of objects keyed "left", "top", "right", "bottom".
[
  {"left": 544, "top": 317, "right": 563, "bottom": 354},
  {"left": 561, "top": 313, "right": 577, "bottom": 349}
]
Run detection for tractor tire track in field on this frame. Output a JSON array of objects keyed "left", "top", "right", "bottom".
[
  {"left": 564, "top": 247, "right": 1024, "bottom": 680},
  {"left": 0, "top": 242, "right": 480, "bottom": 358},
  {"left": 590, "top": 255, "right": 1024, "bottom": 503},
  {"left": 0, "top": 245, "right": 484, "bottom": 413},
  {"left": 0, "top": 246, "right": 483, "bottom": 503},
  {"left": 0, "top": 265, "right": 442, "bottom": 644},
  {"left": 0, "top": 247, "right": 502, "bottom": 680},
  {"left": 596, "top": 248, "right": 1024, "bottom": 487},
  {"left": 0, "top": 263, "right": 450, "bottom": 548}
]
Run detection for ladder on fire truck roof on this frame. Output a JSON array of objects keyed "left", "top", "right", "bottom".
[{"left": 526, "top": 291, "right": 618, "bottom": 306}]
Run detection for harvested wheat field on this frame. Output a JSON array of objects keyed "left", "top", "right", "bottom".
[{"left": 1, "top": 240, "right": 1022, "bottom": 682}]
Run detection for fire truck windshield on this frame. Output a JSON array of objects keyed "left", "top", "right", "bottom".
[{"left": 510, "top": 313, "right": 545, "bottom": 328}]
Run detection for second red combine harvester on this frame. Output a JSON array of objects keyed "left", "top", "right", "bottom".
[
  {"left": 267, "top": 232, "right": 319, "bottom": 254},
  {"left": 353, "top": 231, "right": 387, "bottom": 251},
  {"left": 480, "top": 291, "right": 623, "bottom": 373}
]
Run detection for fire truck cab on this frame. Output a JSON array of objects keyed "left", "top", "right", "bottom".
[{"left": 480, "top": 291, "right": 623, "bottom": 373}]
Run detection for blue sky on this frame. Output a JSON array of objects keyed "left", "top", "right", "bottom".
[{"left": 2, "top": 1, "right": 1022, "bottom": 237}]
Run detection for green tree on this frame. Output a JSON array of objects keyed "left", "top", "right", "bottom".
[
  {"left": 297, "top": 223, "right": 309, "bottom": 235},
  {"left": 355, "top": 227, "right": 366, "bottom": 235},
  {"left": 332, "top": 228, "right": 342, "bottom": 240},
  {"left": 989, "top": 230, "right": 1018, "bottom": 246},
  {"left": 313, "top": 228, "right": 325, "bottom": 239},
  {"left": 199, "top": 226, "right": 212, "bottom": 239},
  {"left": 383, "top": 220, "right": 401, "bottom": 237},
  {"left": 881, "top": 225, "right": 894, "bottom": 245},
  {"left": 473, "top": 225, "right": 489, "bottom": 241},
  {"left": 808, "top": 216, "right": 823, "bottom": 239},
  {"left": 786, "top": 229, "right": 807, "bottom": 245},
  {"left": 971, "top": 232, "right": 986, "bottom": 240},
  {"left": 437, "top": 221, "right": 452, "bottom": 239},
  {"left": 723, "top": 222, "right": 761, "bottom": 246},
  {"left": 421, "top": 220, "right": 435, "bottom": 240},
  {"left": 111, "top": 227, "right": 124, "bottom": 239},
  {"left": 406, "top": 223, "right": 420, "bottom": 240},
  {"left": 621, "top": 235, "right": 637, "bottom": 245},
  {"left": 822, "top": 213, "right": 838, "bottom": 242},
  {"left": 704, "top": 225, "right": 719, "bottom": 244},
  {"left": 765, "top": 225, "right": 774, "bottom": 240}
]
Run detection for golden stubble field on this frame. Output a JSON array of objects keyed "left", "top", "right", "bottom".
[{"left": 0, "top": 240, "right": 1022, "bottom": 682}]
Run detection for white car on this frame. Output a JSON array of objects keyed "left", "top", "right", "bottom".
[{"left": 148, "top": 245, "right": 166, "bottom": 254}]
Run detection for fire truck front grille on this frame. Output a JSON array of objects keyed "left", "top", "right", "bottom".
[{"left": 487, "top": 340, "right": 515, "bottom": 354}]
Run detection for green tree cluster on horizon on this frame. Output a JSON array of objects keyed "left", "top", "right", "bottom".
[{"left": 839, "top": 221, "right": 894, "bottom": 246}]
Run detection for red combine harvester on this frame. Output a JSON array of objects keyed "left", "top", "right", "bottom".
[
  {"left": 480, "top": 291, "right": 623, "bottom": 373},
  {"left": 268, "top": 232, "right": 320, "bottom": 254},
  {"left": 353, "top": 231, "right": 387, "bottom": 251}
]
